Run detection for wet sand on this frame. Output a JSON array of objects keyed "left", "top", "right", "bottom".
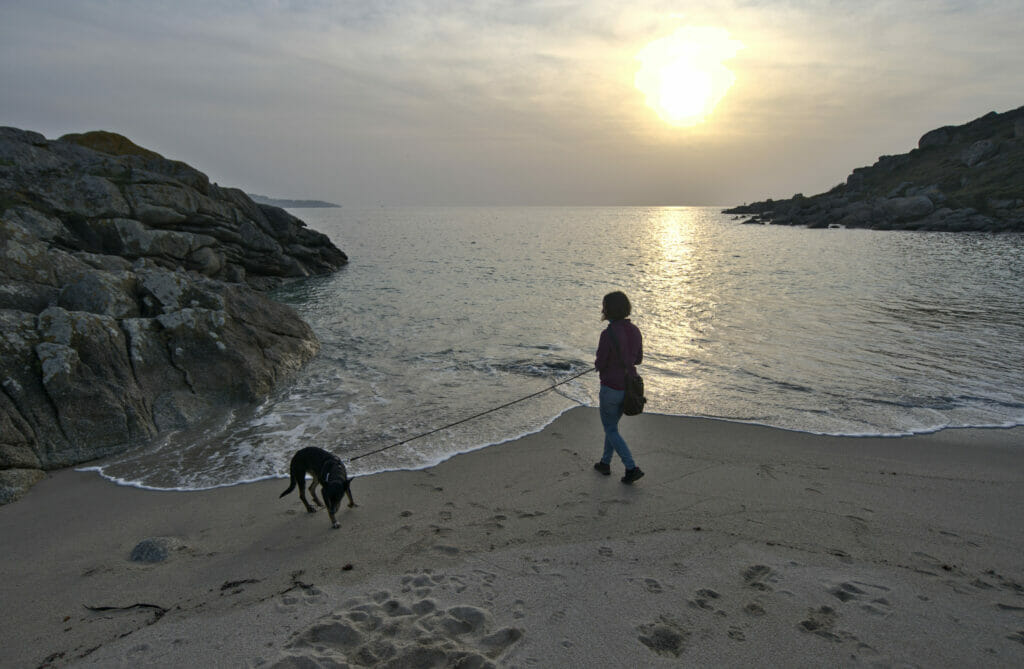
[{"left": 1, "top": 408, "right": 1022, "bottom": 667}]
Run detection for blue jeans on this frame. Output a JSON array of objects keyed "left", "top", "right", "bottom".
[{"left": 599, "top": 385, "right": 636, "bottom": 470}]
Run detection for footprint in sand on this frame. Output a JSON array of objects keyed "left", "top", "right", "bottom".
[
  {"left": 910, "top": 550, "right": 962, "bottom": 576},
  {"left": 125, "top": 644, "right": 150, "bottom": 662},
  {"left": 631, "top": 577, "right": 663, "bottom": 594},
  {"left": 743, "top": 601, "right": 766, "bottom": 617},
  {"left": 637, "top": 616, "right": 690, "bottom": 658},
  {"left": 689, "top": 588, "right": 724, "bottom": 615},
  {"left": 273, "top": 589, "right": 523, "bottom": 667},
  {"left": 828, "top": 548, "right": 855, "bottom": 565},
  {"left": 473, "top": 569, "right": 497, "bottom": 584},
  {"left": 743, "top": 565, "right": 774, "bottom": 592},
  {"left": 827, "top": 579, "right": 893, "bottom": 616},
  {"left": 996, "top": 603, "right": 1024, "bottom": 612},
  {"left": 433, "top": 544, "right": 460, "bottom": 555},
  {"left": 512, "top": 599, "right": 526, "bottom": 620},
  {"left": 798, "top": 605, "right": 854, "bottom": 643},
  {"left": 984, "top": 569, "right": 1024, "bottom": 595},
  {"left": 829, "top": 582, "right": 866, "bottom": 603}
]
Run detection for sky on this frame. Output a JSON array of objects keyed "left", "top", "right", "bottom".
[{"left": 2, "top": 0, "right": 1022, "bottom": 206}]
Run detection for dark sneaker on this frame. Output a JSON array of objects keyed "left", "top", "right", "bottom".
[
  {"left": 621, "top": 467, "right": 645, "bottom": 484},
  {"left": 593, "top": 461, "right": 611, "bottom": 475}
]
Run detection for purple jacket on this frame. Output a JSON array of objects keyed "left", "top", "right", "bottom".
[{"left": 595, "top": 319, "right": 643, "bottom": 390}]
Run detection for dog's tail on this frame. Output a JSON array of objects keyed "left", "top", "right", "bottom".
[{"left": 279, "top": 478, "right": 296, "bottom": 498}]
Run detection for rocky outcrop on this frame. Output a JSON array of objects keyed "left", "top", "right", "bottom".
[
  {"left": 724, "top": 106, "right": 1024, "bottom": 232},
  {"left": 248, "top": 194, "right": 340, "bottom": 208},
  {"left": 0, "top": 128, "right": 348, "bottom": 503}
]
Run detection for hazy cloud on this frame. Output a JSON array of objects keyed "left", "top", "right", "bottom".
[{"left": 2, "top": 0, "right": 1021, "bottom": 204}]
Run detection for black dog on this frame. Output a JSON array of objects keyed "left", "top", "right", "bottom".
[{"left": 280, "top": 447, "right": 357, "bottom": 529}]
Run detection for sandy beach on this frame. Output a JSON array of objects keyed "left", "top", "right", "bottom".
[{"left": 2, "top": 407, "right": 1022, "bottom": 668}]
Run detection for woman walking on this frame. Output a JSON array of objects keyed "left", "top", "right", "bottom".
[{"left": 594, "top": 291, "right": 645, "bottom": 484}]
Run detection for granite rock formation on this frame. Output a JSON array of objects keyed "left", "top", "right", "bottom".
[
  {"left": 0, "top": 128, "right": 347, "bottom": 503},
  {"left": 724, "top": 106, "right": 1024, "bottom": 232}
]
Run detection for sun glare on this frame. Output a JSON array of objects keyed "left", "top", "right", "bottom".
[{"left": 635, "top": 27, "right": 744, "bottom": 128}]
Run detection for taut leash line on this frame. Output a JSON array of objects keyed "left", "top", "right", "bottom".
[{"left": 349, "top": 367, "right": 594, "bottom": 462}]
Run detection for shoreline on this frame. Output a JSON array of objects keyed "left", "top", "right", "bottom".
[
  {"left": 2, "top": 408, "right": 1022, "bottom": 667},
  {"left": 74, "top": 407, "right": 1024, "bottom": 493}
]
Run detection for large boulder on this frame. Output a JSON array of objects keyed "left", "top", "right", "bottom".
[
  {"left": 881, "top": 195, "right": 935, "bottom": 222},
  {"left": 960, "top": 139, "right": 998, "bottom": 168},
  {"left": 918, "top": 126, "right": 951, "bottom": 149},
  {"left": 0, "top": 127, "right": 347, "bottom": 503}
]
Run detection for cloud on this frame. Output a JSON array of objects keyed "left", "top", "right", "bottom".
[{"left": 2, "top": 0, "right": 1022, "bottom": 205}]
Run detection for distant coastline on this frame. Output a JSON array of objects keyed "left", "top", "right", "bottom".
[{"left": 248, "top": 193, "right": 341, "bottom": 208}]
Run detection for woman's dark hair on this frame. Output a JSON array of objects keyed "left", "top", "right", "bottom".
[{"left": 602, "top": 291, "right": 631, "bottom": 321}]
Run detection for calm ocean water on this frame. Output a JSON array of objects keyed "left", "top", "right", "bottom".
[{"left": 84, "top": 206, "right": 1024, "bottom": 490}]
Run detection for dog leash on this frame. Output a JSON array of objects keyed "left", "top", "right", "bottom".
[{"left": 349, "top": 367, "right": 595, "bottom": 462}]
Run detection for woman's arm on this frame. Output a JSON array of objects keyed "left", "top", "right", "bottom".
[{"left": 595, "top": 330, "right": 610, "bottom": 371}]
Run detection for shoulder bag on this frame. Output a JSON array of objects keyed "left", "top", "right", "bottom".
[{"left": 608, "top": 326, "right": 646, "bottom": 416}]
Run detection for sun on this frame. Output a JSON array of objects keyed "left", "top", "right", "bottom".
[{"left": 635, "top": 27, "right": 744, "bottom": 127}]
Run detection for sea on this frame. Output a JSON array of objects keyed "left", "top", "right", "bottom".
[{"left": 82, "top": 206, "right": 1024, "bottom": 490}]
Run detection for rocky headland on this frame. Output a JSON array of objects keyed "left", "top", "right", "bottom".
[
  {"left": 0, "top": 128, "right": 347, "bottom": 503},
  {"left": 724, "top": 105, "right": 1024, "bottom": 232},
  {"left": 247, "top": 194, "right": 340, "bottom": 209}
]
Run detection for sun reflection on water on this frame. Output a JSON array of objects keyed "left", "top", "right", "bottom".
[{"left": 632, "top": 207, "right": 720, "bottom": 407}]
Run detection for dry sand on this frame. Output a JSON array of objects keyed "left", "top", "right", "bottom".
[{"left": 1, "top": 407, "right": 1022, "bottom": 668}]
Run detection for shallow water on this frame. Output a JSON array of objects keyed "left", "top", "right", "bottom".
[{"left": 84, "top": 206, "right": 1024, "bottom": 489}]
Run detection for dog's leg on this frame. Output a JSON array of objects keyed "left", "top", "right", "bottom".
[
  {"left": 309, "top": 477, "right": 324, "bottom": 507},
  {"left": 296, "top": 477, "right": 316, "bottom": 513},
  {"left": 328, "top": 510, "right": 341, "bottom": 529},
  {"left": 345, "top": 486, "right": 358, "bottom": 508}
]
